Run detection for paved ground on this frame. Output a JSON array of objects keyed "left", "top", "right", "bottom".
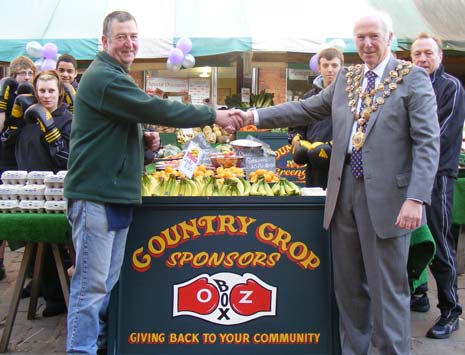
[{"left": 0, "top": 247, "right": 464, "bottom": 355}]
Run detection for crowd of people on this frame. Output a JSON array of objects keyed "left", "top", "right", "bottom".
[{"left": 0, "top": 7, "right": 463, "bottom": 355}]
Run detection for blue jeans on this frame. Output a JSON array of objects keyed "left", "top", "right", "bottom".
[{"left": 66, "top": 200, "right": 129, "bottom": 355}]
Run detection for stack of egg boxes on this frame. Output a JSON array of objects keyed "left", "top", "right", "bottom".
[{"left": 0, "top": 171, "right": 67, "bottom": 213}]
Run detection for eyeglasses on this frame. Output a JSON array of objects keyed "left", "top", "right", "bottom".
[{"left": 16, "top": 71, "right": 34, "bottom": 77}]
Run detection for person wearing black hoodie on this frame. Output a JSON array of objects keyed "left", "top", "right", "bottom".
[
  {"left": 410, "top": 32, "right": 465, "bottom": 339},
  {"left": 288, "top": 47, "right": 344, "bottom": 188}
]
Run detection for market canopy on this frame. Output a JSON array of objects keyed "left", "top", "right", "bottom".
[{"left": 1, "top": 0, "right": 464, "bottom": 62}]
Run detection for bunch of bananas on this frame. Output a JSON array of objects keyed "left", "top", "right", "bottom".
[
  {"left": 142, "top": 165, "right": 302, "bottom": 197},
  {"left": 219, "top": 177, "right": 251, "bottom": 196},
  {"left": 152, "top": 173, "right": 178, "bottom": 196},
  {"left": 141, "top": 173, "right": 158, "bottom": 196},
  {"left": 249, "top": 175, "right": 274, "bottom": 196},
  {"left": 200, "top": 175, "right": 222, "bottom": 196},
  {"left": 271, "top": 178, "right": 301, "bottom": 196}
]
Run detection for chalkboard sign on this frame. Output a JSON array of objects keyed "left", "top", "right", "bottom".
[{"left": 244, "top": 156, "right": 276, "bottom": 177}]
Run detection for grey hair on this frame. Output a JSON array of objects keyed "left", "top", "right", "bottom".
[
  {"left": 353, "top": 8, "right": 394, "bottom": 37},
  {"left": 102, "top": 11, "right": 137, "bottom": 37}
]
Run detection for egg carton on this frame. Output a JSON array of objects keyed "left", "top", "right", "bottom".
[
  {"left": 18, "top": 184, "right": 46, "bottom": 200},
  {"left": 27, "top": 171, "right": 54, "bottom": 185},
  {"left": 1, "top": 170, "right": 28, "bottom": 185},
  {"left": 44, "top": 174, "right": 65, "bottom": 188},
  {"left": 44, "top": 187, "right": 64, "bottom": 201},
  {"left": 19, "top": 200, "right": 45, "bottom": 213},
  {"left": 44, "top": 200, "right": 67, "bottom": 214},
  {"left": 56, "top": 170, "right": 67, "bottom": 177},
  {"left": 0, "top": 184, "right": 21, "bottom": 200},
  {"left": 0, "top": 199, "right": 20, "bottom": 213}
]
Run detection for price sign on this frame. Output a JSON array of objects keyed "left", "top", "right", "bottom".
[{"left": 179, "top": 143, "right": 203, "bottom": 178}]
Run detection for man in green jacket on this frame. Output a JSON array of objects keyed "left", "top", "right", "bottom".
[{"left": 64, "top": 10, "right": 243, "bottom": 355}]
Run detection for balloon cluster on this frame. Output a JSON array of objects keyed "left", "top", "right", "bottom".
[
  {"left": 308, "top": 38, "right": 346, "bottom": 73},
  {"left": 166, "top": 38, "right": 195, "bottom": 72},
  {"left": 25, "top": 41, "right": 59, "bottom": 71}
]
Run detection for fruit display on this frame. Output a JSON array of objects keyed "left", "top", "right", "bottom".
[
  {"left": 175, "top": 124, "right": 234, "bottom": 145},
  {"left": 141, "top": 166, "right": 301, "bottom": 197},
  {"left": 210, "top": 152, "right": 243, "bottom": 168}
]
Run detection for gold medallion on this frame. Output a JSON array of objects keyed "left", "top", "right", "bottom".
[
  {"left": 361, "top": 108, "right": 372, "bottom": 119},
  {"left": 352, "top": 130, "right": 365, "bottom": 151},
  {"left": 357, "top": 118, "right": 366, "bottom": 126},
  {"left": 376, "top": 97, "right": 385, "bottom": 105},
  {"left": 364, "top": 96, "right": 372, "bottom": 106}
]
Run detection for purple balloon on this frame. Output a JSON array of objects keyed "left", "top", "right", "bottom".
[
  {"left": 176, "top": 37, "right": 192, "bottom": 54},
  {"left": 309, "top": 54, "right": 319, "bottom": 73},
  {"left": 42, "top": 42, "right": 58, "bottom": 59},
  {"left": 168, "top": 48, "right": 184, "bottom": 65},
  {"left": 41, "top": 58, "right": 57, "bottom": 71}
]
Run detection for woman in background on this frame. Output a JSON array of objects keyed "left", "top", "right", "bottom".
[{"left": 17, "top": 70, "right": 72, "bottom": 317}]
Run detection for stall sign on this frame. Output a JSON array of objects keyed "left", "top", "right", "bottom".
[
  {"left": 146, "top": 77, "right": 188, "bottom": 93},
  {"left": 108, "top": 198, "right": 339, "bottom": 355}
]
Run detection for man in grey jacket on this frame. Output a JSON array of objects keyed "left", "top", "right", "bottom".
[{"left": 239, "top": 10, "right": 439, "bottom": 355}]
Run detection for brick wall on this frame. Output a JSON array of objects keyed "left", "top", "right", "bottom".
[
  {"left": 258, "top": 67, "right": 287, "bottom": 104},
  {"left": 129, "top": 70, "right": 144, "bottom": 89}
]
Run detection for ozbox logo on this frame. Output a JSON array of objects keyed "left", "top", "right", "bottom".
[{"left": 173, "top": 273, "right": 277, "bottom": 325}]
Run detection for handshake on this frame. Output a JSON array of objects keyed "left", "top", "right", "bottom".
[{"left": 214, "top": 109, "right": 253, "bottom": 134}]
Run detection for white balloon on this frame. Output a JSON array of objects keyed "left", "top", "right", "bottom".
[
  {"left": 166, "top": 59, "right": 182, "bottom": 72},
  {"left": 329, "top": 38, "right": 346, "bottom": 51},
  {"left": 26, "top": 41, "right": 43, "bottom": 58},
  {"left": 181, "top": 54, "right": 195, "bottom": 68},
  {"left": 34, "top": 58, "right": 43, "bottom": 70}
]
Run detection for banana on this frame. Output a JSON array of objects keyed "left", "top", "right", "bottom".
[
  {"left": 279, "top": 182, "right": 287, "bottom": 196},
  {"left": 250, "top": 180, "right": 260, "bottom": 196},
  {"left": 271, "top": 181, "right": 281, "bottom": 196},
  {"left": 263, "top": 180, "right": 274, "bottom": 196},
  {"left": 240, "top": 178, "right": 251, "bottom": 196},
  {"left": 212, "top": 181, "right": 220, "bottom": 196},
  {"left": 283, "top": 179, "right": 300, "bottom": 196},
  {"left": 186, "top": 178, "right": 198, "bottom": 196},
  {"left": 228, "top": 177, "right": 244, "bottom": 196}
]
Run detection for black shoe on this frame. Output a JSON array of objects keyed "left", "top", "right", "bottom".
[
  {"left": 20, "top": 280, "right": 33, "bottom": 298},
  {"left": 426, "top": 314, "right": 460, "bottom": 339},
  {"left": 410, "top": 293, "right": 430, "bottom": 312},
  {"left": 0, "top": 266, "right": 5, "bottom": 281},
  {"left": 42, "top": 301, "right": 67, "bottom": 317},
  {"left": 97, "top": 348, "right": 107, "bottom": 355}
]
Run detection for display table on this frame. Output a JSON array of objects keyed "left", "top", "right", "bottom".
[
  {"left": 453, "top": 176, "right": 465, "bottom": 274},
  {"left": 0, "top": 213, "right": 71, "bottom": 353},
  {"left": 108, "top": 196, "right": 340, "bottom": 355}
]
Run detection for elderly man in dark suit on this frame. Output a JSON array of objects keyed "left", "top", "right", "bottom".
[{"left": 239, "top": 10, "right": 440, "bottom": 355}]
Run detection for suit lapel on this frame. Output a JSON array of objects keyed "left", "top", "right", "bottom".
[{"left": 365, "top": 57, "right": 399, "bottom": 137}]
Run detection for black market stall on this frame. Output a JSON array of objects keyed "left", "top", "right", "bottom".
[{"left": 108, "top": 196, "right": 340, "bottom": 355}]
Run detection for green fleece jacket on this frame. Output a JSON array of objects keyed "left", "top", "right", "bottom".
[{"left": 64, "top": 51, "right": 215, "bottom": 204}]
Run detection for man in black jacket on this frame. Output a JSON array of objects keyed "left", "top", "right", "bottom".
[
  {"left": 410, "top": 32, "right": 465, "bottom": 339},
  {"left": 288, "top": 47, "right": 344, "bottom": 188}
]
